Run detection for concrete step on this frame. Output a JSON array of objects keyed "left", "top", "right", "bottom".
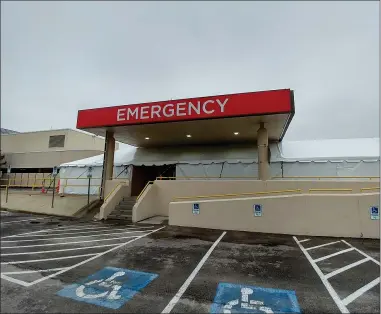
[
  {"left": 110, "top": 209, "right": 131, "bottom": 215},
  {"left": 108, "top": 215, "right": 132, "bottom": 220},
  {"left": 116, "top": 205, "right": 134, "bottom": 210}
]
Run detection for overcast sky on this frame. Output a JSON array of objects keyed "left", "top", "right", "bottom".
[{"left": 1, "top": 1, "right": 379, "bottom": 142}]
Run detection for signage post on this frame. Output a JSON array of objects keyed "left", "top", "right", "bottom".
[
  {"left": 51, "top": 167, "right": 58, "bottom": 208},
  {"left": 87, "top": 167, "right": 93, "bottom": 205},
  {"left": 6, "top": 165, "right": 11, "bottom": 203}
]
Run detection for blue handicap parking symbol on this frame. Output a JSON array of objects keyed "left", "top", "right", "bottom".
[
  {"left": 254, "top": 204, "right": 262, "bottom": 217},
  {"left": 193, "top": 203, "right": 200, "bottom": 214},
  {"left": 371, "top": 206, "right": 379, "bottom": 215},
  {"left": 57, "top": 267, "right": 158, "bottom": 309},
  {"left": 210, "top": 282, "right": 300, "bottom": 313}
]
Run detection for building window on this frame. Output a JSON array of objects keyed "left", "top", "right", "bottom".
[{"left": 49, "top": 135, "right": 65, "bottom": 148}]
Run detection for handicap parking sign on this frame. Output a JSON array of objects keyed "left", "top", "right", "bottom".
[
  {"left": 370, "top": 206, "right": 379, "bottom": 220},
  {"left": 210, "top": 282, "right": 300, "bottom": 313},
  {"left": 57, "top": 267, "right": 158, "bottom": 309},
  {"left": 193, "top": 203, "right": 200, "bottom": 215},
  {"left": 254, "top": 204, "right": 262, "bottom": 217}
]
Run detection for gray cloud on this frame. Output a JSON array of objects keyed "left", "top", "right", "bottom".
[{"left": 1, "top": 1, "right": 379, "bottom": 141}]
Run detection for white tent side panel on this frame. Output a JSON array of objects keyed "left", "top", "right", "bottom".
[{"left": 59, "top": 165, "right": 131, "bottom": 195}]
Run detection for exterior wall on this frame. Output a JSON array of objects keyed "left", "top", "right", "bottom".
[
  {"left": 65, "top": 129, "right": 111, "bottom": 151},
  {"left": 3, "top": 150, "right": 104, "bottom": 168},
  {"left": 169, "top": 193, "right": 380, "bottom": 239},
  {"left": 0, "top": 128, "right": 119, "bottom": 169},
  {"left": 2, "top": 129, "right": 70, "bottom": 153},
  {"left": 133, "top": 179, "right": 380, "bottom": 221}
]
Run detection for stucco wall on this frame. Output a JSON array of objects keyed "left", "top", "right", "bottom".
[
  {"left": 3, "top": 150, "right": 104, "bottom": 168},
  {"left": 1, "top": 129, "right": 112, "bottom": 154},
  {"left": 169, "top": 193, "right": 380, "bottom": 238},
  {"left": 137, "top": 179, "right": 379, "bottom": 218}
]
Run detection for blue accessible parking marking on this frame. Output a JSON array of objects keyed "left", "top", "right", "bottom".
[
  {"left": 57, "top": 267, "right": 158, "bottom": 309},
  {"left": 210, "top": 282, "right": 300, "bottom": 313}
]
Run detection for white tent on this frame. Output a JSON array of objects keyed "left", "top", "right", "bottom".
[{"left": 59, "top": 138, "right": 380, "bottom": 195}]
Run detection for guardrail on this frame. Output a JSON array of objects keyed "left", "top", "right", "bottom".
[{"left": 137, "top": 181, "right": 154, "bottom": 201}]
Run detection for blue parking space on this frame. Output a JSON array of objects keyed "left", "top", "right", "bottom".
[
  {"left": 210, "top": 283, "right": 300, "bottom": 313},
  {"left": 57, "top": 267, "right": 158, "bottom": 309}
]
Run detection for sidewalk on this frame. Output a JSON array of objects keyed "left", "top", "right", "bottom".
[{"left": 0, "top": 190, "right": 99, "bottom": 217}]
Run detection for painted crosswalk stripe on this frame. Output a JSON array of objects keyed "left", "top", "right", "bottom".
[
  {"left": 293, "top": 236, "right": 349, "bottom": 313},
  {"left": 306, "top": 241, "right": 341, "bottom": 251},
  {"left": 342, "top": 277, "right": 380, "bottom": 306},
  {"left": 341, "top": 240, "right": 380, "bottom": 266},
  {"left": 324, "top": 257, "right": 370, "bottom": 279},
  {"left": 313, "top": 248, "right": 354, "bottom": 263}
]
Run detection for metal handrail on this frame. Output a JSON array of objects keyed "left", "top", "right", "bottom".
[
  {"left": 174, "top": 189, "right": 303, "bottom": 201},
  {"left": 156, "top": 176, "right": 379, "bottom": 180},
  {"left": 172, "top": 186, "right": 380, "bottom": 201},
  {"left": 360, "top": 187, "right": 380, "bottom": 191},
  {"left": 309, "top": 188, "right": 353, "bottom": 192},
  {"left": 104, "top": 183, "right": 124, "bottom": 202},
  {"left": 137, "top": 181, "right": 154, "bottom": 201}
]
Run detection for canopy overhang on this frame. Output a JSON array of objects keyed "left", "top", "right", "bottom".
[{"left": 76, "top": 89, "right": 295, "bottom": 147}]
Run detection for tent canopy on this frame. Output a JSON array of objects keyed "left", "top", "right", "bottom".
[{"left": 60, "top": 138, "right": 380, "bottom": 167}]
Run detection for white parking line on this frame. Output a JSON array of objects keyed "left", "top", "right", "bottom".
[
  {"left": 1, "top": 253, "right": 97, "bottom": 265},
  {"left": 8, "top": 227, "right": 151, "bottom": 238},
  {"left": 306, "top": 241, "right": 341, "bottom": 251},
  {"left": 298, "top": 239, "right": 310, "bottom": 243},
  {"left": 26, "top": 226, "right": 166, "bottom": 286},
  {"left": 2, "top": 267, "right": 69, "bottom": 275},
  {"left": 1, "top": 218, "right": 48, "bottom": 224},
  {"left": 294, "top": 236, "right": 349, "bottom": 313},
  {"left": 161, "top": 231, "right": 226, "bottom": 314},
  {"left": 341, "top": 240, "right": 380, "bottom": 266},
  {"left": 2, "top": 229, "right": 155, "bottom": 242},
  {"left": 1, "top": 235, "right": 138, "bottom": 248},
  {"left": 3, "top": 224, "right": 153, "bottom": 238},
  {"left": 314, "top": 248, "right": 354, "bottom": 263},
  {"left": 1, "top": 243, "right": 120, "bottom": 256},
  {"left": 2, "top": 225, "right": 112, "bottom": 238},
  {"left": 325, "top": 257, "right": 371, "bottom": 279},
  {"left": 342, "top": 277, "right": 380, "bottom": 306}
]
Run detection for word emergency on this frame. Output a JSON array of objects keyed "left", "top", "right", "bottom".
[{"left": 116, "top": 98, "right": 229, "bottom": 122}]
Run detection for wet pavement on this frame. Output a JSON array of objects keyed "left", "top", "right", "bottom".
[{"left": 1, "top": 210, "right": 380, "bottom": 313}]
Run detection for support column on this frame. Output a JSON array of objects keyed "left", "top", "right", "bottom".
[
  {"left": 100, "top": 130, "right": 115, "bottom": 199},
  {"left": 257, "top": 122, "right": 270, "bottom": 181}
]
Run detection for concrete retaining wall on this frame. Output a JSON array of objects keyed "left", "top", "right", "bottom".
[
  {"left": 133, "top": 180, "right": 379, "bottom": 219},
  {"left": 169, "top": 193, "right": 380, "bottom": 238}
]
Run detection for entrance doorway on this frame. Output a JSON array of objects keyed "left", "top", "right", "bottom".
[{"left": 130, "top": 164, "right": 176, "bottom": 197}]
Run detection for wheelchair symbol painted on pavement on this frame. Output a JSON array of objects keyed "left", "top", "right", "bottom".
[
  {"left": 210, "top": 283, "right": 300, "bottom": 313},
  {"left": 57, "top": 267, "right": 158, "bottom": 309}
]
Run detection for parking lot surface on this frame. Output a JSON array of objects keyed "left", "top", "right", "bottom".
[{"left": 1, "top": 210, "right": 380, "bottom": 313}]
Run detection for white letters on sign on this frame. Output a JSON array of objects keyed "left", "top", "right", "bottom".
[
  {"left": 116, "top": 98, "right": 229, "bottom": 122},
  {"left": 75, "top": 271, "right": 125, "bottom": 300}
]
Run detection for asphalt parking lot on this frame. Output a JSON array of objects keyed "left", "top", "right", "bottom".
[{"left": 1, "top": 210, "right": 380, "bottom": 313}]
